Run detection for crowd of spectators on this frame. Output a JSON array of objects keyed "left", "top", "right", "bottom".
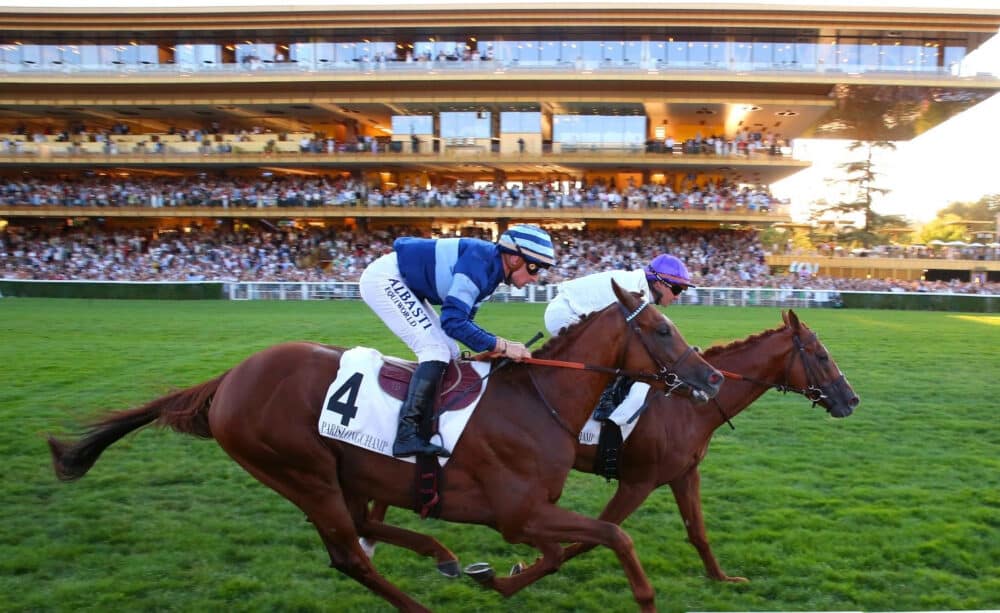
[
  {"left": 2, "top": 224, "right": 996, "bottom": 295},
  {"left": 0, "top": 175, "right": 779, "bottom": 213}
]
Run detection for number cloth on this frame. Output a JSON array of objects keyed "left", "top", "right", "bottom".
[{"left": 317, "top": 347, "right": 490, "bottom": 464}]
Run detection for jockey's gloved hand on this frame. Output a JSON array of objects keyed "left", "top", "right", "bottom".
[{"left": 495, "top": 338, "right": 531, "bottom": 361}]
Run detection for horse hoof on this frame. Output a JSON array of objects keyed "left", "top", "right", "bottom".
[
  {"left": 437, "top": 560, "right": 461, "bottom": 579},
  {"left": 464, "top": 562, "right": 495, "bottom": 584},
  {"left": 509, "top": 561, "right": 525, "bottom": 576}
]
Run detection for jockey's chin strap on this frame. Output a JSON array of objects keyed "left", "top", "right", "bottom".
[{"left": 711, "top": 329, "right": 842, "bottom": 429}]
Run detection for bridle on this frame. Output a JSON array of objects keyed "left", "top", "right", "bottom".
[
  {"left": 521, "top": 300, "right": 702, "bottom": 386},
  {"left": 523, "top": 300, "right": 706, "bottom": 436},
  {"left": 712, "top": 328, "right": 846, "bottom": 429}
]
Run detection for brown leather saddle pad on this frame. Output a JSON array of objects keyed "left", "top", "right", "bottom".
[{"left": 377, "top": 358, "right": 485, "bottom": 412}]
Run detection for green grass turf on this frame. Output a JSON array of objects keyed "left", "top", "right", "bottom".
[{"left": 2, "top": 298, "right": 998, "bottom": 612}]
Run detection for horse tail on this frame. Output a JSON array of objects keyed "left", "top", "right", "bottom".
[{"left": 48, "top": 371, "right": 229, "bottom": 481}]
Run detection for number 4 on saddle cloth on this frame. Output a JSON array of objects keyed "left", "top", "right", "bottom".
[{"left": 317, "top": 347, "right": 491, "bottom": 465}]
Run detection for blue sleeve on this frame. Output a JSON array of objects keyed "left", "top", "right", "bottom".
[
  {"left": 437, "top": 241, "right": 502, "bottom": 352},
  {"left": 440, "top": 296, "right": 496, "bottom": 352}
]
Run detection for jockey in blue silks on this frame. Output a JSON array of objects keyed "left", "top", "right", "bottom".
[{"left": 359, "top": 224, "right": 556, "bottom": 457}]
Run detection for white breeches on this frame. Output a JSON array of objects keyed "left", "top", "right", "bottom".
[{"left": 358, "top": 252, "right": 459, "bottom": 363}]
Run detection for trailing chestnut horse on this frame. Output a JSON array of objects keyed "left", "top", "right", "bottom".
[
  {"left": 368, "top": 310, "right": 859, "bottom": 588},
  {"left": 48, "top": 282, "right": 723, "bottom": 613}
]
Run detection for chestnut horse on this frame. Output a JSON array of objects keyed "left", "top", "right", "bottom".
[
  {"left": 367, "top": 310, "right": 859, "bottom": 588},
  {"left": 48, "top": 282, "right": 723, "bottom": 613}
]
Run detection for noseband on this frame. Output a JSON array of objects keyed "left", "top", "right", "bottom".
[
  {"left": 621, "top": 300, "right": 702, "bottom": 390},
  {"left": 786, "top": 331, "right": 846, "bottom": 408},
  {"left": 712, "top": 329, "right": 846, "bottom": 428}
]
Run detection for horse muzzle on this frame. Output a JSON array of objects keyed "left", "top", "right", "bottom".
[
  {"left": 821, "top": 376, "right": 859, "bottom": 418},
  {"left": 684, "top": 368, "right": 724, "bottom": 404}
]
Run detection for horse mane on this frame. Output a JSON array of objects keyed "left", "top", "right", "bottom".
[
  {"left": 701, "top": 322, "right": 787, "bottom": 360},
  {"left": 533, "top": 310, "right": 602, "bottom": 358}
]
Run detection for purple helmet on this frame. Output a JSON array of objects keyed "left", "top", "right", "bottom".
[{"left": 645, "top": 254, "right": 695, "bottom": 288}]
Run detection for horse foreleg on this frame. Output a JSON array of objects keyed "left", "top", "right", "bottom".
[
  {"left": 359, "top": 516, "right": 461, "bottom": 578},
  {"left": 562, "top": 480, "right": 655, "bottom": 563},
  {"left": 507, "top": 505, "right": 656, "bottom": 612},
  {"left": 669, "top": 468, "right": 747, "bottom": 583}
]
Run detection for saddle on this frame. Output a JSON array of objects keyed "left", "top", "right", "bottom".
[{"left": 378, "top": 357, "right": 484, "bottom": 413}]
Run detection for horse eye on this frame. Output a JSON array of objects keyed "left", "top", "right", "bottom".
[
  {"left": 817, "top": 353, "right": 829, "bottom": 362},
  {"left": 657, "top": 324, "right": 671, "bottom": 336}
]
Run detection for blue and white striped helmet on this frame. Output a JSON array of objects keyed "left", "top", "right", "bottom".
[{"left": 497, "top": 224, "right": 556, "bottom": 268}]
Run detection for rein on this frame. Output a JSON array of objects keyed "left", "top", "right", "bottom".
[{"left": 710, "top": 329, "right": 839, "bottom": 428}]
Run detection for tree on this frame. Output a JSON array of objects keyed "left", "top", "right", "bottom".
[
  {"left": 938, "top": 194, "right": 1000, "bottom": 222},
  {"left": 811, "top": 140, "right": 906, "bottom": 247},
  {"left": 916, "top": 214, "right": 969, "bottom": 245}
]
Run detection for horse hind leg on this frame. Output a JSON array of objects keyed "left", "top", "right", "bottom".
[{"left": 225, "top": 453, "right": 431, "bottom": 613}]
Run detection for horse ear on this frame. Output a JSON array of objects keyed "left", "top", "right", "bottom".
[
  {"left": 611, "top": 278, "right": 635, "bottom": 309},
  {"left": 786, "top": 309, "right": 800, "bottom": 329}
]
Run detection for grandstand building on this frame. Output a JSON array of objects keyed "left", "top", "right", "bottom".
[{"left": 1, "top": 1, "right": 999, "bottom": 282}]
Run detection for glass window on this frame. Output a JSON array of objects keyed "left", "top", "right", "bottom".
[
  {"left": 339, "top": 42, "right": 361, "bottom": 63},
  {"left": 440, "top": 112, "right": 491, "bottom": 138},
  {"left": 539, "top": 41, "right": 560, "bottom": 63},
  {"left": 561, "top": 41, "right": 581, "bottom": 63},
  {"left": 623, "top": 41, "right": 642, "bottom": 64},
  {"left": 881, "top": 43, "right": 904, "bottom": 70},
  {"left": 773, "top": 42, "right": 794, "bottom": 67},
  {"left": 837, "top": 41, "right": 861, "bottom": 71},
  {"left": 500, "top": 112, "right": 541, "bottom": 133},
  {"left": 391, "top": 116, "right": 434, "bottom": 135},
  {"left": 795, "top": 43, "right": 816, "bottom": 70},
  {"left": 78, "top": 45, "right": 101, "bottom": 68},
  {"left": 667, "top": 40, "right": 689, "bottom": 66},
  {"left": 553, "top": 115, "right": 645, "bottom": 145},
  {"left": 578, "top": 41, "right": 602, "bottom": 62},
  {"left": 291, "top": 42, "right": 314, "bottom": 64},
  {"left": 510, "top": 41, "right": 539, "bottom": 64},
  {"left": 603, "top": 41, "right": 624, "bottom": 64},
  {"left": 916, "top": 45, "right": 939, "bottom": 72},
  {"left": 310, "top": 42, "right": 336, "bottom": 64},
  {"left": 649, "top": 41, "right": 668, "bottom": 64},
  {"left": 859, "top": 43, "right": 880, "bottom": 71},
  {"left": 708, "top": 41, "right": 727, "bottom": 67},
  {"left": 816, "top": 40, "right": 838, "bottom": 70},
  {"left": 751, "top": 41, "right": 773, "bottom": 67},
  {"left": 944, "top": 46, "right": 965, "bottom": 73},
  {"left": 688, "top": 42, "right": 710, "bottom": 66},
  {"left": 731, "top": 42, "right": 752, "bottom": 68},
  {"left": 176, "top": 44, "right": 220, "bottom": 66}
]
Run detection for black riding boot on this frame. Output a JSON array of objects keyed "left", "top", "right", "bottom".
[
  {"left": 592, "top": 375, "right": 635, "bottom": 422},
  {"left": 393, "top": 360, "right": 450, "bottom": 458}
]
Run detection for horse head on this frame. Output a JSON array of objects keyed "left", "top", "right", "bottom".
[
  {"left": 612, "top": 279, "right": 723, "bottom": 403},
  {"left": 782, "top": 310, "right": 859, "bottom": 418}
]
